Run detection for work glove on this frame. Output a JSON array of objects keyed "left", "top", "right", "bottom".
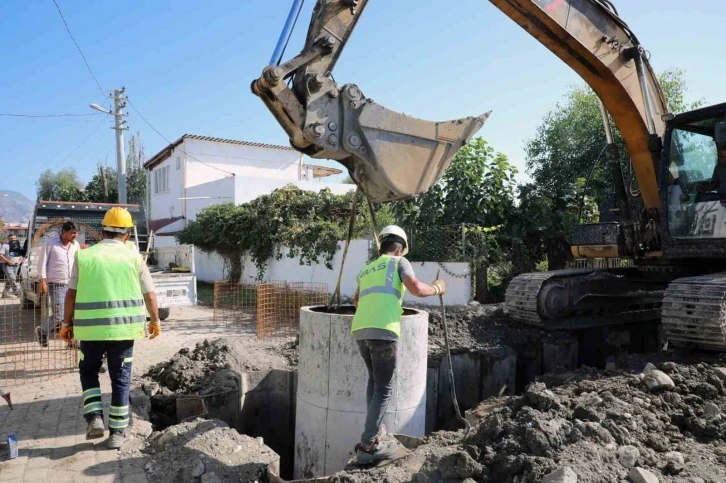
[
  {"left": 432, "top": 279, "right": 446, "bottom": 296},
  {"left": 60, "top": 325, "right": 73, "bottom": 344},
  {"left": 148, "top": 322, "right": 161, "bottom": 340}
]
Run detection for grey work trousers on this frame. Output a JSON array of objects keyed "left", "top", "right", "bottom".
[
  {"left": 356, "top": 339, "right": 397, "bottom": 445},
  {"left": 2, "top": 264, "right": 18, "bottom": 295}
]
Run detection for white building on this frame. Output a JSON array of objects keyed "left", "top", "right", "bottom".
[{"left": 143, "top": 134, "right": 353, "bottom": 235}]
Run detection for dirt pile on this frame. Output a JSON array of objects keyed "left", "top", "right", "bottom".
[
  {"left": 332, "top": 360, "right": 726, "bottom": 483},
  {"left": 121, "top": 418, "right": 280, "bottom": 483},
  {"left": 426, "top": 302, "right": 570, "bottom": 360},
  {"left": 144, "top": 338, "right": 292, "bottom": 393}
]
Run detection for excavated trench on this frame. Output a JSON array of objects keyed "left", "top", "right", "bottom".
[{"left": 141, "top": 304, "right": 665, "bottom": 480}]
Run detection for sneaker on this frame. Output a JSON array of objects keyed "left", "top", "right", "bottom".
[
  {"left": 35, "top": 327, "right": 48, "bottom": 348},
  {"left": 107, "top": 431, "right": 126, "bottom": 450},
  {"left": 354, "top": 438, "right": 400, "bottom": 465},
  {"left": 86, "top": 415, "right": 105, "bottom": 440}
]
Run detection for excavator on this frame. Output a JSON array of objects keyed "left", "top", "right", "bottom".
[{"left": 252, "top": 0, "right": 726, "bottom": 351}]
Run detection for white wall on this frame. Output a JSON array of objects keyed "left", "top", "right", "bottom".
[
  {"left": 184, "top": 138, "right": 302, "bottom": 188},
  {"left": 185, "top": 177, "right": 236, "bottom": 221},
  {"left": 192, "top": 239, "right": 472, "bottom": 306},
  {"left": 233, "top": 176, "right": 355, "bottom": 205},
  {"left": 148, "top": 154, "right": 185, "bottom": 221},
  {"left": 148, "top": 138, "right": 302, "bottom": 223},
  {"left": 182, "top": 176, "right": 355, "bottom": 222}
]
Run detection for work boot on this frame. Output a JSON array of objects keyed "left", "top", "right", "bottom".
[
  {"left": 107, "top": 431, "right": 126, "bottom": 450},
  {"left": 354, "top": 438, "right": 399, "bottom": 465},
  {"left": 35, "top": 327, "right": 48, "bottom": 348},
  {"left": 86, "top": 415, "right": 105, "bottom": 440}
]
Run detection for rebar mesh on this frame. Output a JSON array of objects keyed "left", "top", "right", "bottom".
[
  {"left": 212, "top": 281, "right": 258, "bottom": 328},
  {"left": 0, "top": 290, "right": 78, "bottom": 387},
  {"left": 256, "top": 282, "right": 328, "bottom": 340}
]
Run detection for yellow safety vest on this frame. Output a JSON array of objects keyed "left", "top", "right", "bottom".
[
  {"left": 73, "top": 242, "right": 146, "bottom": 341},
  {"left": 352, "top": 255, "right": 406, "bottom": 337}
]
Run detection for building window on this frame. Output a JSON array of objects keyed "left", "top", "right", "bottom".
[
  {"left": 176, "top": 156, "right": 181, "bottom": 170},
  {"left": 154, "top": 165, "right": 169, "bottom": 194}
]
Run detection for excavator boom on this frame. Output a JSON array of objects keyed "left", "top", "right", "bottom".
[{"left": 254, "top": 0, "right": 668, "bottom": 209}]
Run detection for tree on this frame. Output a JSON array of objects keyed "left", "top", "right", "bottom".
[
  {"left": 36, "top": 168, "right": 84, "bottom": 201},
  {"left": 519, "top": 68, "right": 703, "bottom": 269},
  {"left": 84, "top": 165, "right": 118, "bottom": 203},
  {"left": 391, "top": 137, "right": 517, "bottom": 228},
  {"left": 126, "top": 132, "right": 148, "bottom": 206},
  {"left": 82, "top": 132, "right": 147, "bottom": 204},
  {"left": 177, "top": 184, "right": 388, "bottom": 281}
]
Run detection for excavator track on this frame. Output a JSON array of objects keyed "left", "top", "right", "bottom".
[
  {"left": 505, "top": 268, "right": 666, "bottom": 330},
  {"left": 505, "top": 269, "right": 594, "bottom": 327},
  {"left": 662, "top": 273, "right": 726, "bottom": 351}
]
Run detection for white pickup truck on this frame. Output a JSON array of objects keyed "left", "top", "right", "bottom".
[{"left": 19, "top": 200, "right": 197, "bottom": 321}]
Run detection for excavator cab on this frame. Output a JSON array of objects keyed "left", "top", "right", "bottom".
[{"left": 662, "top": 104, "right": 726, "bottom": 250}]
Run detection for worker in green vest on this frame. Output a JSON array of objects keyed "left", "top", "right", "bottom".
[
  {"left": 60, "top": 207, "right": 161, "bottom": 449},
  {"left": 351, "top": 225, "right": 445, "bottom": 464}
]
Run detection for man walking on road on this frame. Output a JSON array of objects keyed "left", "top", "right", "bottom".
[
  {"left": 351, "top": 225, "right": 445, "bottom": 464},
  {"left": 60, "top": 207, "right": 161, "bottom": 449},
  {"left": 0, "top": 234, "right": 24, "bottom": 298},
  {"left": 37, "top": 221, "right": 81, "bottom": 346}
]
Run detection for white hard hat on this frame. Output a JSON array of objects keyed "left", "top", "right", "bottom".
[{"left": 379, "top": 225, "right": 409, "bottom": 256}]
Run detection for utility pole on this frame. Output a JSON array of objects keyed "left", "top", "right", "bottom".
[{"left": 112, "top": 88, "right": 128, "bottom": 204}]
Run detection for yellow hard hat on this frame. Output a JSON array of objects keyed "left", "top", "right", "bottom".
[{"left": 102, "top": 207, "right": 134, "bottom": 233}]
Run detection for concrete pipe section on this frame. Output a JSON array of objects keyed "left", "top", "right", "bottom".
[{"left": 294, "top": 305, "right": 428, "bottom": 478}]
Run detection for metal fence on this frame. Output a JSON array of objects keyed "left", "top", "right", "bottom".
[
  {"left": 0, "top": 288, "right": 78, "bottom": 387},
  {"left": 257, "top": 282, "right": 328, "bottom": 340},
  {"left": 213, "top": 280, "right": 328, "bottom": 340},
  {"left": 406, "top": 224, "right": 471, "bottom": 263}
]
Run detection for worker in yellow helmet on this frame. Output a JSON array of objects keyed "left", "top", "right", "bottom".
[
  {"left": 350, "top": 225, "right": 445, "bottom": 464},
  {"left": 60, "top": 207, "right": 161, "bottom": 449}
]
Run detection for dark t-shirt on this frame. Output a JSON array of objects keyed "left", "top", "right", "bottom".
[{"left": 710, "top": 162, "right": 726, "bottom": 194}]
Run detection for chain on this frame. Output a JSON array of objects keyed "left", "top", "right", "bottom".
[{"left": 436, "top": 260, "right": 470, "bottom": 279}]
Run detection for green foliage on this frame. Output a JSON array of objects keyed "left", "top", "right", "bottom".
[
  {"left": 516, "top": 68, "right": 700, "bottom": 272},
  {"left": 36, "top": 133, "right": 148, "bottom": 205},
  {"left": 36, "top": 168, "right": 84, "bottom": 201},
  {"left": 391, "top": 138, "right": 517, "bottom": 228},
  {"left": 177, "top": 185, "right": 384, "bottom": 281}
]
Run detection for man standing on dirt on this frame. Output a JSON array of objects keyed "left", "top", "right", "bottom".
[
  {"left": 351, "top": 225, "right": 446, "bottom": 464},
  {"left": 36, "top": 221, "right": 81, "bottom": 347},
  {"left": 60, "top": 207, "right": 161, "bottom": 449},
  {"left": 0, "top": 234, "right": 24, "bottom": 298}
]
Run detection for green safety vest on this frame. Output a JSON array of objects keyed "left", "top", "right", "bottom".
[
  {"left": 73, "top": 242, "right": 146, "bottom": 341},
  {"left": 352, "top": 255, "right": 406, "bottom": 337}
]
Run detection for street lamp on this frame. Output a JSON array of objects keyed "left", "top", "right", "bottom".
[
  {"left": 89, "top": 103, "right": 110, "bottom": 114},
  {"left": 89, "top": 88, "right": 128, "bottom": 204}
]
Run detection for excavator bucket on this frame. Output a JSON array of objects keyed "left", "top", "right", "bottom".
[
  {"left": 253, "top": 0, "right": 489, "bottom": 202},
  {"left": 330, "top": 99, "right": 490, "bottom": 202}
]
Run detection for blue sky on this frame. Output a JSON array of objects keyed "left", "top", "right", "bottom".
[{"left": 0, "top": 0, "right": 721, "bottom": 203}]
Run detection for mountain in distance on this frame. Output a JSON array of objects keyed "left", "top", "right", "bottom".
[{"left": 0, "top": 190, "right": 34, "bottom": 222}]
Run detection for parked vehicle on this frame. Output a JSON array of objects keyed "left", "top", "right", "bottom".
[{"left": 19, "top": 200, "right": 196, "bottom": 320}]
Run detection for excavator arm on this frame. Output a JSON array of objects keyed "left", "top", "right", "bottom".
[{"left": 253, "top": 0, "right": 668, "bottom": 214}]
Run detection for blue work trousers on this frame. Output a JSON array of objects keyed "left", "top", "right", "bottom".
[{"left": 79, "top": 340, "right": 134, "bottom": 434}]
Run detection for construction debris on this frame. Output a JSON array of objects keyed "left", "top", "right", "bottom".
[
  {"left": 120, "top": 418, "right": 280, "bottom": 483},
  {"left": 330, "top": 361, "right": 726, "bottom": 483}
]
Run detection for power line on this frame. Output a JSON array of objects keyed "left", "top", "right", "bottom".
[
  {"left": 0, "top": 112, "right": 100, "bottom": 118},
  {"left": 126, "top": 98, "right": 236, "bottom": 177},
  {"left": 51, "top": 0, "right": 109, "bottom": 108}
]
